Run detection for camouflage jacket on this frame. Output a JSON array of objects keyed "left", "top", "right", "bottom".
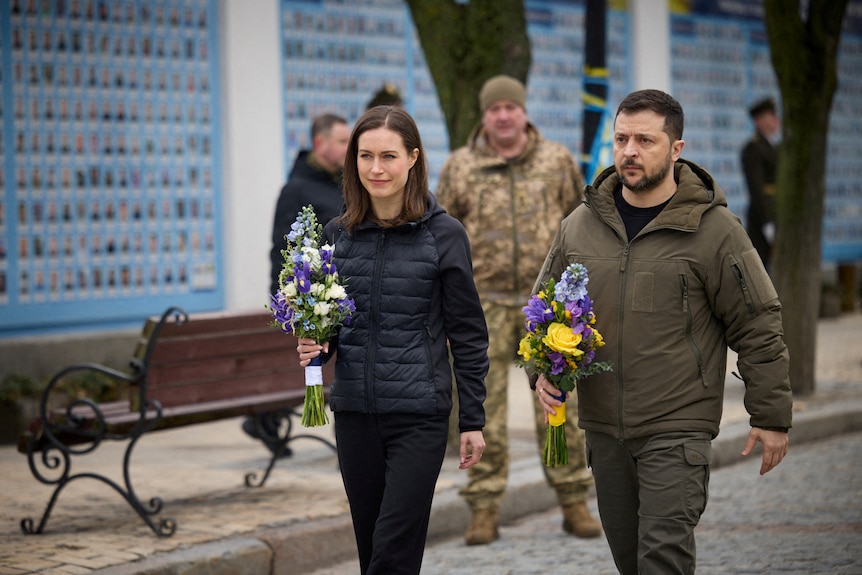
[{"left": 436, "top": 123, "right": 583, "bottom": 305}]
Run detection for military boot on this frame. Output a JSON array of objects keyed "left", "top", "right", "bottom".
[
  {"left": 562, "top": 501, "right": 602, "bottom": 538},
  {"left": 465, "top": 507, "right": 500, "bottom": 545}
]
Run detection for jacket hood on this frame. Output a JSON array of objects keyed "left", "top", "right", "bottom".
[{"left": 587, "top": 158, "right": 728, "bottom": 233}]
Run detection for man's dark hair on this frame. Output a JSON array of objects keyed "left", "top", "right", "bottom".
[
  {"left": 310, "top": 113, "right": 347, "bottom": 141},
  {"left": 616, "top": 89, "right": 684, "bottom": 142},
  {"left": 748, "top": 97, "right": 776, "bottom": 118},
  {"left": 365, "top": 84, "right": 403, "bottom": 109}
]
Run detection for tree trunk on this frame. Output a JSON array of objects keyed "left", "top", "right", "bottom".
[
  {"left": 764, "top": 0, "right": 848, "bottom": 396},
  {"left": 405, "top": 0, "right": 532, "bottom": 149}
]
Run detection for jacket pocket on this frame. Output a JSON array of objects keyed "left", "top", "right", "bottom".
[
  {"left": 730, "top": 257, "right": 756, "bottom": 314},
  {"left": 423, "top": 322, "right": 435, "bottom": 381},
  {"left": 679, "top": 274, "right": 707, "bottom": 387},
  {"left": 683, "top": 439, "right": 711, "bottom": 521}
]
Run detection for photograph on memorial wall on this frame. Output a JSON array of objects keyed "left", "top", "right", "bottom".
[{"left": 0, "top": 0, "right": 224, "bottom": 334}]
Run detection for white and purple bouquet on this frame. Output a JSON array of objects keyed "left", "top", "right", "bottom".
[
  {"left": 515, "top": 263, "right": 612, "bottom": 466},
  {"left": 269, "top": 205, "right": 355, "bottom": 427}
]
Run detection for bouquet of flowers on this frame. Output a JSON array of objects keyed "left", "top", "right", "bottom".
[
  {"left": 268, "top": 205, "right": 356, "bottom": 427},
  {"left": 515, "top": 263, "right": 612, "bottom": 466}
]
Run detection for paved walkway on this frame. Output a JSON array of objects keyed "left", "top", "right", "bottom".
[
  {"left": 1, "top": 311, "right": 861, "bottom": 575},
  {"left": 314, "top": 431, "right": 862, "bottom": 575}
]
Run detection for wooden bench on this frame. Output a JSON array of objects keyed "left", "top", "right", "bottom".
[{"left": 18, "top": 306, "right": 335, "bottom": 537}]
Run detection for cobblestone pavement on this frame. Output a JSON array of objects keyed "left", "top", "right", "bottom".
[
  {"left": 310, "top": 430, "right": 862, "bottom": 575},
  {"left": 0, "top": 312, "right": 860, "bottom": 574}
]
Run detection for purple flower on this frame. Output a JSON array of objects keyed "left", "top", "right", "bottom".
[
  {"left": 547, "top": 351, "right": 567, "bottom": 375},
  {"left": 554, "top": 263, "right": 589, "bottom": 303},
  {"left": 523, "top": 295, "right": 553, "bottom": 332},
  {"left": 566, "top": 301, "right": 584, "bottom": 320},
  {"left": 270, "top": 293, "right": 294, "bottom": 334},
  {"left": 338, "top": 298, "right": 356, "bottom": 325},
  {"left": 320, "top": 246, "right": 337, "bottom": 274},
  {"left": 295, "top": 261, "right": 312, "bottom": 293}
]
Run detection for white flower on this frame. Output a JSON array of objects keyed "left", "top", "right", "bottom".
[
  {"left": 313, "top": 302, "right": 332, "bottom": 316},
  {"left": 301, "top": 246, "right": 322, "bottom": 269},
  {"left": 325, "top": 284, "right": 346, "bottom": 300},
  {"left": 282, "top": 282, "right": 297, "bottom": 297}
]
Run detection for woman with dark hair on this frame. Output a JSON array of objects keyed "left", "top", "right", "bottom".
[{"left": 296, "top": 106, "right": 489, "bottom": 575}]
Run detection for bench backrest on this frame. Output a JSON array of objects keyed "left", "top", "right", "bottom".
[{"left": 131, "top": 309, "right": 333, "bottom": 410}]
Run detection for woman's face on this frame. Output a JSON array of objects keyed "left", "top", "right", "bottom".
[{"left": 356, "top": 127, "right": 418, "bottom": 218}]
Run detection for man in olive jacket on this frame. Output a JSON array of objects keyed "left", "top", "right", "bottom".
[{"left": 535, "top": 90, "right": 792, "bottom": 575}]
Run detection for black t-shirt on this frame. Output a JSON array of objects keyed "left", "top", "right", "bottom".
[{"left": 614, "top": 188, "right": 671, "bottom": 241}]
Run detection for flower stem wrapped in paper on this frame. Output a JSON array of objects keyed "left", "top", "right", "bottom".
[
  {"left": 515, "top": 263, "right": 612, "bottom": 466},
  {"left": 268, "top": 205, "right": 356, "bottom": 427}
]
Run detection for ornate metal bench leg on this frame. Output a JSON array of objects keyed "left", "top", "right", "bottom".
[
  {"left": 245, "top": 410, "right": 293, "bottom": 487},
  {"left": 121, "top": 432, "right": 177, "bottom": 536},
  {"left": 21, "top": 397, "right": 176, "bottom": 537},
  {"left": 244, "top": 408, "right": 337, "bottom": 488},
  {"left": 20, "top": 450, "right": 69, "bottom": 535}
]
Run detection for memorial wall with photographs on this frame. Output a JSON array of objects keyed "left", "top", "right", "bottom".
[
  {"left": 670, "top": 0, "right": 862, "bottom": 262},
  {"left": 278, "top": 0, "right": 631, "bottom": 193},
  {"left": 1, "top": 0, "right": 859, "bottom": 339},
  {"left": 0, "top": 0, "right": 223, "bottom": 333}
]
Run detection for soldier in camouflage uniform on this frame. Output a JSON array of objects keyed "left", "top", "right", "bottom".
[{"left": 436, "top": 75, "right": 602, "bottom": 545}]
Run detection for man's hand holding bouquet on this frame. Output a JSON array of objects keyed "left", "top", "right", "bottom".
[
  {"left": 268, "top": 205, "right": 355, "bottom": 427},
  {"left": 516, "top": 263, "right": 612, "bottom": 466}
]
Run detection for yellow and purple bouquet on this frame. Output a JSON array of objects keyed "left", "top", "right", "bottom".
[
  {"left": 268, "top": 205, "right": 355, "bottom": 427},
  {"left": 516, "top": 263, "right": 612, "bottom": 466}
]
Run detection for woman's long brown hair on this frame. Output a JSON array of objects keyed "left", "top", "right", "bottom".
[{"left": 340, "top": 106, "right": 429, "bottom": 231}]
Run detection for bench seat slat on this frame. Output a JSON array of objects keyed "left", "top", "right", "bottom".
[
  {"left": 114, "top": 387, "right": 326, "bottom": 435},
  {"left": 22, "top": 387, "right": 327, "bottom": 452},
  {"left": 144, "top": 348, "right": 306, "bottom": 388},
  {"left": 141, "top": 310, "right": 274, "bottom": 340},
  {"left": 145, "top": 331, "right": 294, "bottom": 364},
  {"left": 140, "top": 369, "right": 314, "bottom": 409}
]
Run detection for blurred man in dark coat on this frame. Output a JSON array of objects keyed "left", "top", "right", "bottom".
[{"left": 741, "top": 97, "right": 780, "bottom": 271}]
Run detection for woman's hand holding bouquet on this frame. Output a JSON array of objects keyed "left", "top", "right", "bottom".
[{"left": 268, "top": 205, "right": 355, "bottom": 427}]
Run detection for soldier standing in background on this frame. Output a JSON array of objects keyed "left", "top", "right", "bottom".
[{"left": 436, "top": 75, "right": 602, "bottom": 545}]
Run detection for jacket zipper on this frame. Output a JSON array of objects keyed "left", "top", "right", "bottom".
[
  {"left": 617, "top": 243, "right": 630, "bottom": 442},
  {"left": 366, "top": 230, "right": 386, "bottom": 407},
  {"left": 732, "top": 263, "right": 756, "bottom": 314},
  {"left": 680, "top": 274, "right": 708, "bottom": 387}
]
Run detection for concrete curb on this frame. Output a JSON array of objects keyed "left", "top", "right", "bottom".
[
  {"left": 88, "top": 400, "right": 862, "bottom": 575},
  {"left": 91, "top": 538, "right": 272, "bottom": 575}
]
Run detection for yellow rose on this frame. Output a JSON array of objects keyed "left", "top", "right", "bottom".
[{"left": 543, "top": 322, "right": 584, "bottom": 357}]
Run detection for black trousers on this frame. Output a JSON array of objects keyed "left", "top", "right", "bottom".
[{"left": 335, "top": 411, "right": 449, "bottom": 575}]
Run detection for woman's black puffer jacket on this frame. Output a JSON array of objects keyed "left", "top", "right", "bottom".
[{"left": 322, "top": 197, "right": 488, "bottom": 432}]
